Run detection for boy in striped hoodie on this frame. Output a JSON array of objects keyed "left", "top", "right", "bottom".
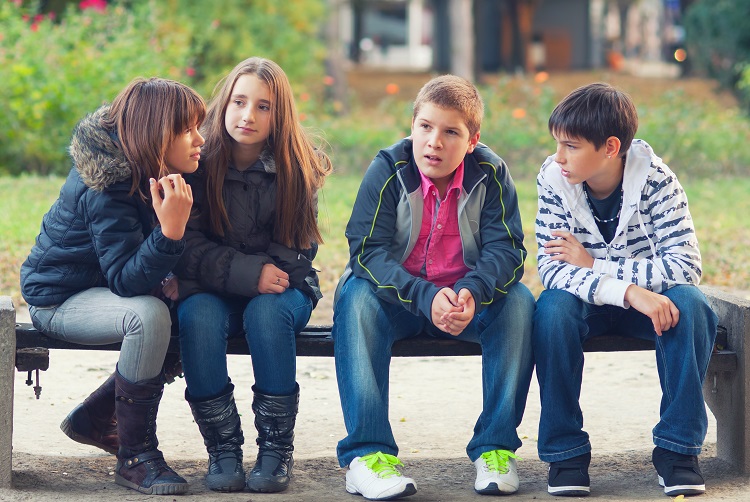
[{"left": 533, "top": 82, "right": 718, "bottom": 498}]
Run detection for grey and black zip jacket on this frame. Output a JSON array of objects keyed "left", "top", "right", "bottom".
[{"left": 335, "top": 137, "right": 527, "bottom": 320}]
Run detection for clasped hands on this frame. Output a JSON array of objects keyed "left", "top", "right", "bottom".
[{"left": 431, "top": 287, "right": 475, "bottom": 336}]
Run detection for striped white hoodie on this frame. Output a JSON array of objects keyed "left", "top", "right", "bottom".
[{"left": 535, "top": 139, "right": 702, "bottom": 307}]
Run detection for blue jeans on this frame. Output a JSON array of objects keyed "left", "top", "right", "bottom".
[
  {"left": 28, "top": 287, "right": 171, "bottom": 383},
  {"left": 332, "top": 277, "right": 535, "bottom": 467},
  {"left": 532, "top": 285, "right": 718, "bottom": 462},
  {"left": 177, "top": 289, "right": 313, "bottom": 400}
]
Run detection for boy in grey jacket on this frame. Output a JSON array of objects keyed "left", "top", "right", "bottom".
[
  {"left": 533, "top": 82, "right": 718, "bottom": 497},
  {"left": 333, "top": 75, "right": 535, "bottom": 500}
]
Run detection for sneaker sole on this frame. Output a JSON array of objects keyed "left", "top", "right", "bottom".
[
  {"left": 60, "top": 417, "right": 118, "bottom": 455},
  {"left": 346, "top": 482, "right": 417, "bottom": 500},
  {"left": 548, "top": 484, "right": 590, "bottom": 497},
  {"left": 475, "top": 481, "right": 518, "bottom": 495},
  {"left": 658, "top": 475, "right": 705, "bottom": 496}
]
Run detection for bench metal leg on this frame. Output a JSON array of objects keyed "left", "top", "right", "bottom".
[
  {"left": 702, "top": 287, "right": 750, "bottom": 474},
  {"left": 0, "top": 297, "right": 16, "bottom": 487}
]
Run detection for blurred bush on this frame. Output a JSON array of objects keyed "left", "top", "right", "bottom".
[
  {"left": 0, "top": 0, "right": 197, "bottom": 174},
  {"left": 171, "top": 0, "right": 327, "bottom": 98},
  {"left": 684, "top": 0, "right": 750, "bottom": 112},
  {"left": 0, "top": 0, "right": 327, "bottom": 175}
]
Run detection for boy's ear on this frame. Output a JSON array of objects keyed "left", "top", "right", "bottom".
[
  {"left": 605, "top": 136, "right": 622, "bottom": 158},
  {"left": 466, "top": 131, "right": 481, "bottom": 153}
]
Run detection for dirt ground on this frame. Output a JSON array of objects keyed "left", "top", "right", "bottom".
[{"left": 3, "top": 306, "right": 750, "bottom": 501}]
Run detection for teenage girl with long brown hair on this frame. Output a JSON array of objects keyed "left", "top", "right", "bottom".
[{"left": 168, "top": 57, "right": 332, "bottom": 493}]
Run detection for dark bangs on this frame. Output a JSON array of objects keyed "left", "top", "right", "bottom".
[{"left": 549, "top": 82, "right": 638, "bottom": 153}]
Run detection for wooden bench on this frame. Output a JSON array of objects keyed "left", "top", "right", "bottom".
[{"left": 0, "top": 286, "right": 748, "bottom": 488}]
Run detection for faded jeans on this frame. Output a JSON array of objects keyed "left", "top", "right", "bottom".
[
  {"left": 332, "top": 277, "right": 535, "bottom": 467},
  {"left": 28, "top": 287, "right": 172, "bottom": 383},
  {"left": 532, "top": 285, "right": 718, "bottom": 462}
]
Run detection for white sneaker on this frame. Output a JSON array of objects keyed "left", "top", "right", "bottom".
[
  {"left": 345, "top": 452, "right": 417, "bottom": 500},
  {"left": 474, "top": 449, "right": 520, "bottom": 495}
]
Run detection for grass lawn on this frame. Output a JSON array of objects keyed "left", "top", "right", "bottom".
[{"left": 2, "top": 173, "right": 748, "bottom": 320}]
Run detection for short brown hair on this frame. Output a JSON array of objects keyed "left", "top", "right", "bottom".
[
  {"left": 412, "top": 75, "right": 483, "bottom": 136},
  {"left": 549, "top": 82, "right": 638, "bottom": 155}
]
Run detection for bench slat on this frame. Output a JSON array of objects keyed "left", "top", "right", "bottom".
[{"left": 14, "top": 323, "right": 735, "bottom": 372}]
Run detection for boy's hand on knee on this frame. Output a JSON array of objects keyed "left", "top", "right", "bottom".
[
  {"left": 432, "top": 288, "right": 463, "bottom": 335},
  {"left": 625, "top": 285, "right": 680, "bottom": 336}
]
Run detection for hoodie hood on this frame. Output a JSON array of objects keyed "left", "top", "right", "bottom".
[
  {"left": 538, "top": 139, "right": 657, "bottom": 214},
  {"left": 69, "top": 105, "right": 132, "bottom": 191}
]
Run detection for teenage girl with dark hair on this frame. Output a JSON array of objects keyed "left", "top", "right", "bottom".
[{"left": 21, "top": 77, "right": 206, "bottom": 495}]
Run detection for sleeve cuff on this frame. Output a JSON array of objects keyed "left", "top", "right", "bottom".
[
  {"left": 152, "top": 225, "right": 185, "bottom": 255},
  {"left": 594, "top": 275, "right": 631, "bottom": 308}
]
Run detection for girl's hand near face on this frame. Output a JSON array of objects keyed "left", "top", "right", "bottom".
[
  {"left": 258, "top": 263, "right": 290, "bottom": 294},
  {"left": 150, "top": 174, "right": 193, "bottom": 240}
]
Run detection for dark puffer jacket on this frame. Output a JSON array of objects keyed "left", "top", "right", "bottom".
[
  {"left": 174, "top": 149, "right": 322, "bottom": 306},
  {"left": 20, "top": 106, "right": 185, "bottom": 307}
]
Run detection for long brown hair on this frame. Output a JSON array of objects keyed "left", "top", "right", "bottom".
[
  {"left": 201, "top": 57, "right": 332, "bottom": 248},
  {"left": 105, "top": 77, "right": 206, "bottom": 198}
]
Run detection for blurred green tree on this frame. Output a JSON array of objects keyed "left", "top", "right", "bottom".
[
  {"left": 167, "top": 0, "right": 328, "bottom": 97},
  {"left": 0, "top": 0, "right": 328, "bottom": 175},
  {"left": 684, "top": 0, "right": 750, "bottom": 111}
]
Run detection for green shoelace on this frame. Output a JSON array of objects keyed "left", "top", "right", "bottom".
[
  {"left": 360, "top": 452, "right": 405, "bottom": 479},
  {"left": 480, "top": 449, "right": 519, "bottom": 474}
]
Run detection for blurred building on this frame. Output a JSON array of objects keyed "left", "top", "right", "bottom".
[{"left": 332, "top": 0, "right": 684, "bottom": 79}]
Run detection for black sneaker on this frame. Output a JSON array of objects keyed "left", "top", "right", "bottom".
[
  {"left": 547, "top": 452, "right": 591, "bottom": 496},
  {"left": 652, "top": 446, "right": 705, "bottom": 496}
]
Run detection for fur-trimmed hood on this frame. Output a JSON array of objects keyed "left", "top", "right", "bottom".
[
  {"left": 258, "top": 147, "right": 277, "bottom": 174},
  {"left": 69, "top": 105, "right": 132, "bottom": 191}
]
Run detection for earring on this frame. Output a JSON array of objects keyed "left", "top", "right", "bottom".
[{"left": 607, "top": 155, "right": 612, "bottom": 159}]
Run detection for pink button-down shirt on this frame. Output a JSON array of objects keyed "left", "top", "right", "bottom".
[{"left": 402, "top": 162, "right": 469, "bottom": 288}]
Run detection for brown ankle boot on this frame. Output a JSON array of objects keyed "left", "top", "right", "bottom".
[
  {"left": 114, "top": 370, "right": 188, "bottom": 495},
  {"left": 60, "top": 372, "right": 118, "bottom": 454},
  {"left": 60, "top": 355, "right": 183, "bottom": 455}
]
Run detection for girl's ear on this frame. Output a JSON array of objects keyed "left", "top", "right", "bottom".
[{"left": 605, "top": 136, "right": 622, "bottom": 158}]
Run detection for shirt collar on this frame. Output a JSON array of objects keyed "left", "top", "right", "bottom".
[{"left": 419, "top": 160, "right": 465, "bottom": 199}]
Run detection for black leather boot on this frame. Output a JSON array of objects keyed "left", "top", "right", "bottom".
[
  {"left": 246, "top": 384, "right": 299, "bottom": 493},
  {"left": 114, "top": 370, "right": 188, "bottom": 495},
  {"left": 187, "top": 382, "right": 245, "bottom": 492},
  {"left": 60, "top": 371, "right": 118, "bottom": 454}
]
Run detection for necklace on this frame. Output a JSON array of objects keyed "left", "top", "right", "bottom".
[{"left": 582, "top": 182, "right": 623, "bottom": 224}]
